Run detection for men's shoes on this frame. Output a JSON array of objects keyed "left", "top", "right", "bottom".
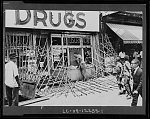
[
  {"left": 119, "top": 90, "right": 126, "bottom": 95},
  {"left": 119, "top": 92, "right": 125, "bottom": 95}
]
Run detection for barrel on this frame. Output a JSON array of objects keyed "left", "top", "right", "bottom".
[
  {"left": 67, "top": 66, "right": 83, "bottom": 81},
  {"left": 67, "top": 64, "right": 95, "bottom": 81}
]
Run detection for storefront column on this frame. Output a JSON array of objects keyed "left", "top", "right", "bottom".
[
  {"left": 95, "top": 34, "right": 99, "bottom": 76},
  {"left": 81, "top": 37, "right": 84, "bottom": 60},
  {"left": 47, "top": 34, "right": 51, "bottom": 76},
  {"left": 66, "top": 34, "right": 70, "bottom": 66},
  {"left": 101, "top": 33, "right": 105, "bottom": 76},
  {"left": 50, "top": 34, "right": 53, "bottom": 70},
  {"left": 61, "top": 34, "right": 64, "bottom": 66},
  {"left": 92, "top": 34, "right": 97, "bottom": 77},
  {"left": 96, "top": 33, "right": 100, "bottom": 63}
]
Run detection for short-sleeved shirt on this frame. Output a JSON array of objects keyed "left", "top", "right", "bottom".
[{"left": 5, "top": 61, "right": 19, "bottom": 88}]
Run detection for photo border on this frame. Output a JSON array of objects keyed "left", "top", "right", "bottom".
[{"left": 2, "top": 0, "right": 148, "bottom": 118}]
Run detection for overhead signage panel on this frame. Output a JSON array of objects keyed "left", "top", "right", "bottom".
[{"left": 5, "top": 10, "right": 99, "bottom": 32}]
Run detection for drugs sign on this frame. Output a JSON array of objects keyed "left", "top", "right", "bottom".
[{"left": 5, "top": 10, "right": 99, "bottom": 32}]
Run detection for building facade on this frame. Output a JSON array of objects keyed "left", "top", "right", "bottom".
[
  {"left": 4, "top": 10, "right": 117, "bottom": 98},
  {"left": 5, "top": 10, "right": 108, "bottom": 82}
]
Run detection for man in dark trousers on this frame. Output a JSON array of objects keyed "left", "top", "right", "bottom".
[
  {"left": 5, "top": 53, "right": 21, "bottom": 106},
  {"left": 130, "top": 59, "right": 142, "bottom": 106}
]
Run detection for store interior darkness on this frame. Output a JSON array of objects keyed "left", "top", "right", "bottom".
[{"left": 105, "top": 25, "right": 124, "bottom": 54}]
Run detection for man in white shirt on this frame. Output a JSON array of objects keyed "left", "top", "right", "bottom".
[{"left": 5, "top": 53, "right": 21, "bottom": 106}]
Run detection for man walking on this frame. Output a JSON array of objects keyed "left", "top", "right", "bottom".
[
  {"left": 5, "top": 53, "right": 21, "bottom": 106},
  {"left": 131, "top": 59, "right": 142, "bottom": 106}
]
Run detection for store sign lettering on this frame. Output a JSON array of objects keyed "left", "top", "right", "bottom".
[
  {"left": 15, "top": 10, "right": 86, "bottom": 29},
  {"left": 68, "top": 38, "right": 80, "bottom": 43}
]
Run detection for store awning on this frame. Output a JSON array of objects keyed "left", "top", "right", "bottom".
[{"left": 106, "top": 23, "right": 143, "bottom": 44}]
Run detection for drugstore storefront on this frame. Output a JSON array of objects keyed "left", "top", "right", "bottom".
[{"left": 5, "top": 10, "right": 102, "bottom": 82}]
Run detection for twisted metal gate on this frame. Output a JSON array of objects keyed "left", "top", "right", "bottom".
[{"left": 4, "top": 30, "right": 117, "bottom": 99}]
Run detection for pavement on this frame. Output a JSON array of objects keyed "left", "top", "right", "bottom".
[{"left": 19, "top": 75, "right": 142, "bottom": 106}]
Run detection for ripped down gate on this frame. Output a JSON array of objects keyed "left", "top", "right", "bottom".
[{"left": 4, "top": 30, "right": 117, "bottom": 99}]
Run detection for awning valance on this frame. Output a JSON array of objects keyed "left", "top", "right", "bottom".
[{"left": 106, "top": 23, "right": 143, "bottom": 44}]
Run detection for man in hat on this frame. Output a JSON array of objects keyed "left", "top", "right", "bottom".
[{"left": 5, "top": 53, "right": 21, "bottom": 106}]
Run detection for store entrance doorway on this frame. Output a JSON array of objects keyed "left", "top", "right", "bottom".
[{"left": 69, "top": 48, "right": 82, "bottom": 66}]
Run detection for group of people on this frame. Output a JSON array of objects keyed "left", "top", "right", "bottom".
[
  {"left": 115, "top": 50, "right": 143, "bottom": 106},
  {"left": 4, "top": 50, "right": 143, "bottom": 107}
]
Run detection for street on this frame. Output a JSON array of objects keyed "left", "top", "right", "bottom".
[{"left": 19, "top": 75, "right": 142, "bottom": 106}]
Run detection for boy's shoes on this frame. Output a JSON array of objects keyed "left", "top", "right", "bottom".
[{"left": 122, "top": 90, "right": 126, "bottom": 94}]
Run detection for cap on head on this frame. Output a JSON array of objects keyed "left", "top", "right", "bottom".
[{"left": 9, "top": 53, "right": 16, "bottom": 59}]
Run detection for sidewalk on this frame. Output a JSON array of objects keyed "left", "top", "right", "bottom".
[{"left": 19, "top": 75, "right": 142, "bottom": 106}]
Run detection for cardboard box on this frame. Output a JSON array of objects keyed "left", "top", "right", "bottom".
[{"left": 21, "top": 81, "right": 36, "bottom": 99}]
